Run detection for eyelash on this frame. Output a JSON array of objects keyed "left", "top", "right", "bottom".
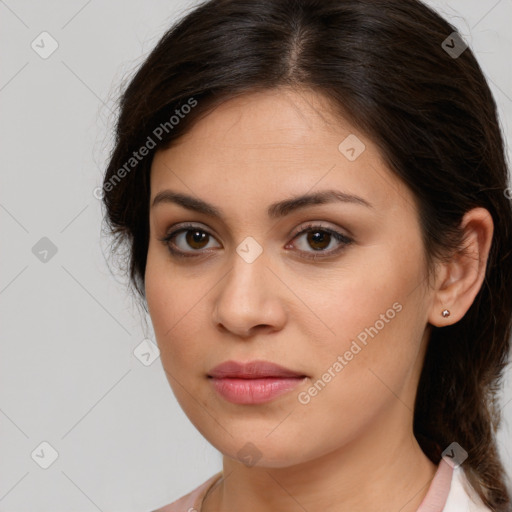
[
  {"left": 158, "top": 222, "right": 353, "bottom": 260},
  {"left": 159, "top": 223, "right": 353, "bottom": 260}
]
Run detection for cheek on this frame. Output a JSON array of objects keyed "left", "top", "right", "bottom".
[
  {"left": 145, "top": 262, "right": 209, "bottom": 420},
  {"left": 292, "top": 292, "right": 421, "bottom": 453},
  {"left": 145, "top": 250, "right": 172, "bottom": 338},
  {"left": 145, "top": 247, "right": 215, "bottom": 383},
  {"left": 298, "top": 241, "right": 427, "bottom": 402},
  {"left": 145, "top": 249, "right": 191, "bottom": 359},
  {"left": 302, "top": 243, "right": 424, "bottom": 351}
]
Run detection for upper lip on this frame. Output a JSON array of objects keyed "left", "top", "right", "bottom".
[{"left": 208, "top": 360, "right": 306, "bottom": 379}]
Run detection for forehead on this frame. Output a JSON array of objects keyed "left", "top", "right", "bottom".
[
  {"left": 150, "top": 88, "right": 415, "bottom": 219},
  {"left": 158, "top": 88, "right": 355, "bottom": 159}
]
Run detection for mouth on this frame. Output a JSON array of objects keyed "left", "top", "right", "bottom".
[{"left": 207, "top": 360, "right": 308, "bottom": 404}]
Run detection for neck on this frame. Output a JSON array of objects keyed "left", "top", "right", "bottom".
[{"left": 203, "top": 409, "right": 437, "bottom": 512}]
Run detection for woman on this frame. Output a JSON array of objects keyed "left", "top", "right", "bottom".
[{"left": 101, "top": 0, "right": 512, "bottom": 510}]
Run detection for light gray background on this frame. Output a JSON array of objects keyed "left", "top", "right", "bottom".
[{"left": 1, "top": 1, "right": 511, "bottom": 511}]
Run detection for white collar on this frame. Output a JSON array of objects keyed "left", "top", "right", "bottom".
[{"left": 442, "top": 466, "right": 492, "bottom": 511}]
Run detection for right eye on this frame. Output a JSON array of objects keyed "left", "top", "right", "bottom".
[{"left": 159, "top": 223, "right": 221, "bottom": 257}]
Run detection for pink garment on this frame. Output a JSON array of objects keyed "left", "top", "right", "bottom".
[
  {"left": 416, "top": 458, "right": 454, "bottom": 511},
  {"left": 152, "top": 459, "right": 491, "bottom": 512},
  {"left": 152, "top": 472, "right": 222, "bottom": 512}
]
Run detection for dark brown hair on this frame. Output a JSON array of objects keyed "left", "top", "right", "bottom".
[{"left": 102, "top": 0, "right": 512, "bottom": 509}]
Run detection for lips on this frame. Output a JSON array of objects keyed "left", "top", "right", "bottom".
[
  {"left": 207, "top": 360, "right": 307, "bottom": 404},
  {"left": 208, "top": 360, "right": 306, "bottom": 379}
]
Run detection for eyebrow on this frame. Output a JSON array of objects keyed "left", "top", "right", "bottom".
[{"left": 151, "top": 189, "right": 373, "bottom": 219}]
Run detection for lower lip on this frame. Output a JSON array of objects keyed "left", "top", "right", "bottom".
[{"left": 209, "top": 377, "right": 305, "bottom": 404}]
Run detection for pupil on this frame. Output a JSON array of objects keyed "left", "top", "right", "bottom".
[
  {"left": 309, "top": 231, "right": 330, "bottom": 250},
  {"left": 187, "top": 230, "right": 207, "bottom": 248}
]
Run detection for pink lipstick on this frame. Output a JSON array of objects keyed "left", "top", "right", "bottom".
[{"left": 208, "top": 360, "right": 307, "bottom": 404}]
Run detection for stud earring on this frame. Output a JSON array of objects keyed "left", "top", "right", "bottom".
[{"left": 441, "top": 309, "right": 450, "bottom": 318}]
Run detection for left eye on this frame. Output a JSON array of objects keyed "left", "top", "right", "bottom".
[
  {"left": 289, "top": 225, "right": 352, "bottom": 255},
  {"left": 159, "top": 223, "right": 353, "bottom": 259}
]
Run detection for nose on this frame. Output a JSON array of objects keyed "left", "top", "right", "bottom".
[{"left": 212, "top": 250, "right": 287, "bottom": 338}]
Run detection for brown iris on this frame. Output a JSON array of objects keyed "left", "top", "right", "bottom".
[
  {"left": 185, "top": 229, "right": 209, "bottom": 249},
  {"left": 306, "top": 230, "right": 331, "bottom": 251}
]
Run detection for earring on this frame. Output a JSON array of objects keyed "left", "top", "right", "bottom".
[{"left": 441, "top": 309, "right": 450, "bottom": 318}]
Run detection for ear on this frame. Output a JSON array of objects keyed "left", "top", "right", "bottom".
[{"left": 428, "top": 207, "right": 494, "bottom": 327}]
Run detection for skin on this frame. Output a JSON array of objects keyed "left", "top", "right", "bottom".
[{"left": 145, "top": 87, "right": 494, "bottom": 512}]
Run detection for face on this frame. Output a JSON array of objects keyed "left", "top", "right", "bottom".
[{"left": 145, "top": 88, "right": 434, "bottom": 468}]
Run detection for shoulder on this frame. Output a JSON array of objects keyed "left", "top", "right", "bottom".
[
  {"left": 151, "top": 472, "right": 223, "bottom": 512},
  {"left": 443, "top": 466, "right": 493, "bottom": 512}
]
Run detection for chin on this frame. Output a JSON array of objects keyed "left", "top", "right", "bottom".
[{"left": 209, "top": 435, "right": 318, "bottom": 469}]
